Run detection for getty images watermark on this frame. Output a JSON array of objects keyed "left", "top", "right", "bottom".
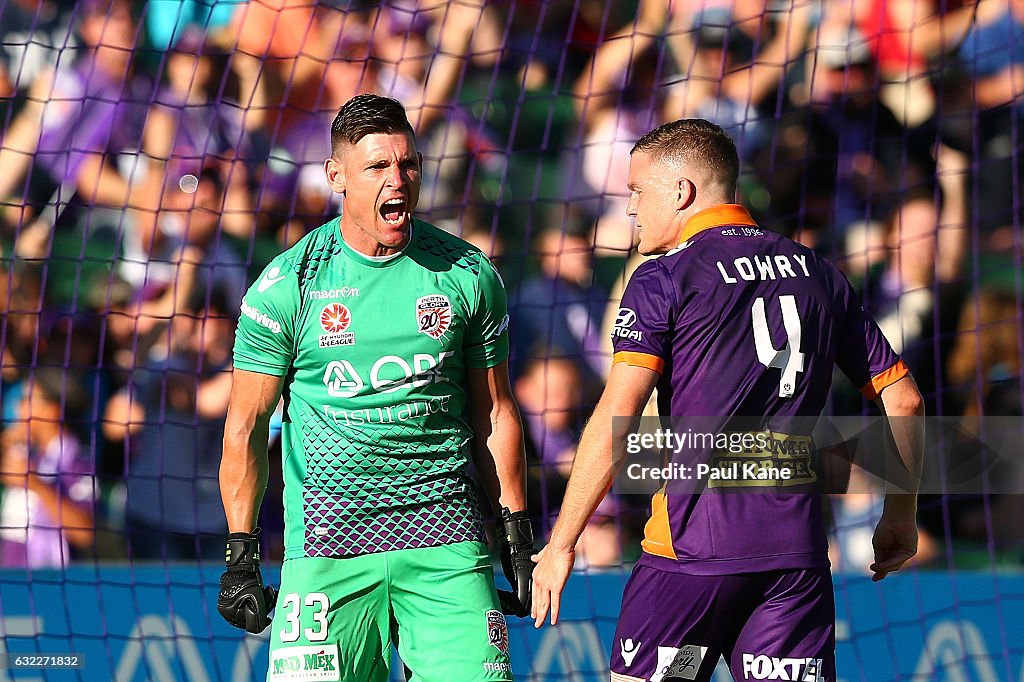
[
  {"left": 611, "top": 416, "right": 1024, "bottom": 496},
  {"left": 624, "top": 429, "right": 808, "bottom": 486}
]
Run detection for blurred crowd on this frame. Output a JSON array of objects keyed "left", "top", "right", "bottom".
[{"left": 0, "top": 0, "right": 1022, "bottom": 571}]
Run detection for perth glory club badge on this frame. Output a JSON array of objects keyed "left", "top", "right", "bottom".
[{"left": 416, "top": 295, "right": 451, "bottom": 340}]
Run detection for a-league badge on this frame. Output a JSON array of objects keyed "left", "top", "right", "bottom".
[
  {"left": 485, "top": 609, "right": 509, "bottom": 654},
  {"left": 320, "top": 303, "right": 351, "bottom": 333},
  {"left": 416, "top": 295, "right": 451, "bottom": 340},
  {"left": 319, "top": 303, "right": 355, "bottom": 347}
]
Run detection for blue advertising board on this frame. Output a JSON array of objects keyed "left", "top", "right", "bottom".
[{"left": 0, "top": 567, "right": 1020, "bottom": 681}]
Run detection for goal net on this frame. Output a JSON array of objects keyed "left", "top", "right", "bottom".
[{"left": 0, "top": 0, "right": 1021, "bottom": 679}]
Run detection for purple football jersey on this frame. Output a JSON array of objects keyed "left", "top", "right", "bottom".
[
  {"left": 35, "top": 60, "right": 149, "bottom": 184},
  {"left": 612, "top": 205, "right": 907, "bottom": 573}
]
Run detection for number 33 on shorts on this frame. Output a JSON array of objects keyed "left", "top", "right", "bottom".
[
  {"left": 270, "top": 593, "right": 339, "bottom": 680},
  {"left": 280, "top": 592, "right": 331, "bottom": 642}
]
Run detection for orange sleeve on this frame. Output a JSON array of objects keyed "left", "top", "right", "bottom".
[
  {"left": 612, "top": 351, "right": 665, "bottom": 374},
  {"left": 859, "top": 359, "right": 910, "bottom": 399}
]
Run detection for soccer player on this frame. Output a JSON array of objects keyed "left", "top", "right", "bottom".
[
  {"left": 217, "top": 94, "right": 535, "bottom": 682},
  {"left": 531, "top": 119, "right": 924, "bottom": 682}
]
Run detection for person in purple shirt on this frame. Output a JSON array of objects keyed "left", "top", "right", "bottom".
[
  {"left": 532, "top": 119, "right": 925, "bottom": 682},
  {"left": 0, "top": 0, "right": 149, "bottom": 225},
  {"left": 0, "top": 368, "right": 94, "bottom": 568},
  {"left": 135, "top": 27, "right": 263, "bottom": 242}
]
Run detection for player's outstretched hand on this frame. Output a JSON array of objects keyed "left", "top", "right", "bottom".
[
  {"left": 869, "top": 514, "right": 918, "bottom": 582},
  {"left": 530, "top": 544, "right": 575, "bottom": 628},
  {"left": 497, "top": 508, "right": 536, "bottom": 617},
  {"left": 218, "top": 529, "right": 278, "bottom": 633}
]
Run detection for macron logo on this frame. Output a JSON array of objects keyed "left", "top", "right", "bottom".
[
  {"left": 620, "top": 638, "right": 641, "bottom": 668},
  {"left": 258, "top": 266, "right": 286, "bottom": 292}
]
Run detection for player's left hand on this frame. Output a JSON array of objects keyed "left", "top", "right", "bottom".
[
  {"left": 530, "top": 544, "right": 575, "bottom": 628},
  {"left": 869, "top": 514, "right": 918, "bottom": 582},
  {"left": 497, "top": 508, "right": 535, "bottom": 617}
]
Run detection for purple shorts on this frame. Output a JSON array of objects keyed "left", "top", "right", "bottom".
[{"left": 610, "top": 555, "right": 835, "bottom": 682}]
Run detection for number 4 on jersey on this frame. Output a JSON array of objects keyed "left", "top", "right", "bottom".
[{"left": 751, "top": 295, "right": 805, "bottom": 398}]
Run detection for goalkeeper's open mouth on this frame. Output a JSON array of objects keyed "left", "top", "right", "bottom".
[{"left": 379, "top": 197, "right": 409, "bottom": 226}]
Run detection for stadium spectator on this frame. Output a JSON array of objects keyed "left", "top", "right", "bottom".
[
  {"left": 0, "top": 0, "right": 150, "bottom": 232},
  {"left": 926, "top": 284, "right": 1024, "bottom": 561},
  {"left": 456, "top": 204, "right": 506, "bottom": 263},
  {"left": 0, "top": 367, "right": 95, "bottom": 568},
  {"left": 142, "top": 0, "right": 235, "bottom": 54},
  {"left": 119, "top": 166, "right": 249, "bottom": 315},
  {"left": 228, "top": 0, "right": 329, "bottom": 96},
  {"left": 767, "top": 23, "right": 938, "bottom": 253},
  {"left": 957, "top": 0, "right": 1024, "bottom": 242},
  {"left": 0, "top": 0, "right": 74, "bottom": 98},
  {"left": 511, "top": 222, "right": 608, "bottom": 383},
  {"left": 0, "top": 265, "right": 43, "bottom": 422},
  {"left": 372, "top": 2, "right": 443, "bottom": 110},
  {"left": 947, "top": 286, "right": 1023, "bottom": 417},
  {"left": 663, "top": 0, "right": 812, "bottom": 159},
  {"left": 818, "top": 0, "right": 976, "bottom": 127},
  {"left": 860, "top": 196, "right": 939, "bottom": 385},
  {"left": 575, "top": 495, "right": 628, "bottom": 569},
  {"left": 104, "top": 286, "right": 234, "bottom": 561},
  {"left": 516, "top": 355, "right": 586, "bottom": 478},
  {"left": 515, "top": 354, "right": 628, "bottom": 568},
  {"left": 569, "top": 0, "right": 665, "bottom": 254},
  {"left": 135, "top": 27, "right": 265, "bottom": 242},
  {"left": 380, "top": 0, "right": 503, "bottom": 218}
]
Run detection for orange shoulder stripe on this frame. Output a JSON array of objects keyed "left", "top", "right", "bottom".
[
  {"left": 860, "top": 359, "right": 910, "bottom": 399},
  {"left": 612, "top": 351, "right": 665, "bottom": 374}
]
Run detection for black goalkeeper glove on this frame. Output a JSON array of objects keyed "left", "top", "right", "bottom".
[
  {"left": 496, "top": 508, "right": 535, "bottom": 618},
  {"left": 217, "top": 529, "right": 278, "bottom": 634}
]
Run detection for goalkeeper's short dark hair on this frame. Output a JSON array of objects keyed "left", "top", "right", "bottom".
[
  {"left": 331, "top": 94, "right": 415, "bottom": 154},
  {"left": 631, "top": 119, "right": 740, "bottom": 197}
]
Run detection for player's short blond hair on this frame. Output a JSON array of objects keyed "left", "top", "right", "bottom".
[{"left": 631, "top": 119, "right": 739, "bottom": 195}]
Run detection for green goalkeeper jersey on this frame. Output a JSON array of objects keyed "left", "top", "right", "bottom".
[{"left": 233, "top": 217, "right": 510, "bottom": 559}]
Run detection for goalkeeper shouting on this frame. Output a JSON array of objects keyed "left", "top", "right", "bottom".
[{"left": 218, "top": 94, "right": 533, "bottom": 682}]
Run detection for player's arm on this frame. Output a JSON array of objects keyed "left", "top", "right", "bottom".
[
  {"left": 220, "top": 368, "right": 283, "bottom": 532},
  {"left": 532, "top": 361, "right": 660, "bottom": 627},
  {"left": 466, "top": 255, "right": 537, "bottom": 615},
  {"left": 828, "top": 259, "right": 925, "bottom": 581},
  {"left": 870, "top": 374, "right": 925, "bottom": 582},
  {"left": 467, "top": 360, "right": 536, "bottom": 617},
  {"left": 467, "top": 360, "right": 527, "bottom": 514},
  {"left": 217, "top": 368, "right": 283, "bottom": 634}
]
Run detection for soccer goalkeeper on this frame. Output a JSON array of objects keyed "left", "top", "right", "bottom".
[{"left": 218, "top": 94, "right": 533, "bottom": 682}]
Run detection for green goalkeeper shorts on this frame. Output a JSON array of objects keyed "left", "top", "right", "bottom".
[{"left": 266, "top": 541, "right": 514, "bottom": 682}]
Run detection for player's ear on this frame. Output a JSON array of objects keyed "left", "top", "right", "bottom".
[
  {"left": 325, "top": 155, "right": 345, "bottom": 195},
  {"left": 674, "top": 178, "right": 695, "bottom": 211}
]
